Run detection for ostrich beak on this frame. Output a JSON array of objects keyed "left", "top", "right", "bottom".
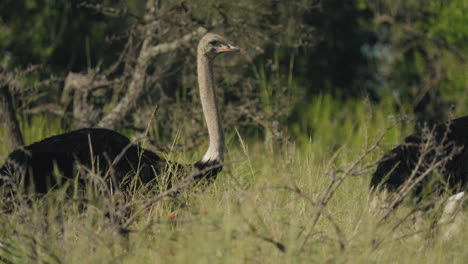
[{"left": 216, "top": 44, "right": 240, "bottom": 53}]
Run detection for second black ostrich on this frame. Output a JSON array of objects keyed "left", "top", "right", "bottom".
[{"left": 370, "top": 115, "right": 468, "bottom": 195}]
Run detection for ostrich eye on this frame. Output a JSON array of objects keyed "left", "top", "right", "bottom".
[{"left": 208, "top": 40, "right": 220, "bottom": 46}]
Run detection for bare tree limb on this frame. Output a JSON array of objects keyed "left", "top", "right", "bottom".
[
  {"left": 146, "top": 27, "right": 207, "bottom": 57},
  {"left": 97, "top": 5, "right": 207, "bottom": 130}
]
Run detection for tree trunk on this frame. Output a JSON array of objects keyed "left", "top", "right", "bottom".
[
  {"left": 97, "top": 0, "right": 160, "bottom": 130},
  {"left": 0, "top": 84, "right": 24, "bottom": 150}
]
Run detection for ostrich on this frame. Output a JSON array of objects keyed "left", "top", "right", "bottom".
[
  {"left": 369, "top": 116, "right": 467, "bottom": 236},
  {"left": 370, "top": 115, "right": 468, "bottom": 194},
  {"left": 0, "top": 33, "right": 240, "bottom": 194}
]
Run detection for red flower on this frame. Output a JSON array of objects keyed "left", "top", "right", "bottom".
[{"left": 167, "top": 213, "right": 176, "bottom": 219}]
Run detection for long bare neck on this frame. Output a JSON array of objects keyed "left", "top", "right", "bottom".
[{"left": 197, "top": 54, "right": 224, "bottom": 163}]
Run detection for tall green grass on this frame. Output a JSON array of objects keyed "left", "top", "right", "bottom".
[{"left": 0, "top": 97, "right": 466, "bottom": 263}]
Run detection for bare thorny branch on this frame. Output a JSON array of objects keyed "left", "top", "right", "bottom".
[{"left": 298, "top": 125, "right": 392, "bottom": 251}]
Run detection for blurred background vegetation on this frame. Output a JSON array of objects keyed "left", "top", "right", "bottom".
[{"left": 0, "top": 0, "right": 467, "bottom": 155}]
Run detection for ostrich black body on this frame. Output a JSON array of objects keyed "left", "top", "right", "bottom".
[
  {"left": 370, "top": 116, "right": 468, "bottom": 193},
  {"left": 194, "top": 159, "right": 223, "bottom": 183},
  {"left": 0, "top": 128, "right": 170, "bottom": 193}
]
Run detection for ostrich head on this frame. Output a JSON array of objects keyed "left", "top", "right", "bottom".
[{"left": 197, "top": 33, "right": 240, "bottom": 59}]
